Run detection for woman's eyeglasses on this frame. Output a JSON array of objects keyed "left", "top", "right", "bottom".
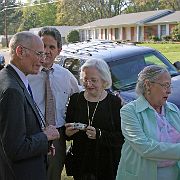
[
  {"left": 82, "top": 79, "right": 99, "bottom": 84},
  {"left": 151, "top": 81, "right": 172, "bottom": 89}
]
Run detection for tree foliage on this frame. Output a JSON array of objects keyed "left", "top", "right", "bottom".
[
  {"left": 162, "top": 0, "right": 180, "bottom": 11},
  {"left": 0, "top": 0, "right": 22, "bottom": 35},
  {"left": 56, "top": 0, "right": 127, "bottom": 26},
  {"left": 18, "top": 0, "right": 57, "bottom": 31},
  {"left": 125, "top": 0, "right": 180, "bottom": 13},
  {"left": 56, "top": 0, "right": 180, "bottom": 26}
]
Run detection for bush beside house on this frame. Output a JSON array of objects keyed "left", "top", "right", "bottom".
[{"left": 67, "top": 30, "right": 80, "bottom": 43}]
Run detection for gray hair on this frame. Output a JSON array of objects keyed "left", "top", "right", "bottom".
[
  {"left": 38, "top": 27, "right": 62, "bottom": 49},
  {"left": 80, "top": 59, "right": 112, "bottom": 89},
  {"left": 136, "top": 65, "right": 169, "bottom": 95},
  {"left": 9, "top": 31, "right": 36, "bottom": 55}
]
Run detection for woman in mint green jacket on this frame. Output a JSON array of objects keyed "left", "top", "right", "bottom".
[{"left": 116, "top": 65, "right": 180, "bottom": 180}]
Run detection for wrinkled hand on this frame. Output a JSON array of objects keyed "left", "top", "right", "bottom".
[
  {"left": 86, "top": 126, "right": 96, "bottom": 139},
  {"left": 43, "top": 125, "right": 60, "bottom": 141},
  {"left": 65, "top": 123, "right": 79, "bottom": 137}
]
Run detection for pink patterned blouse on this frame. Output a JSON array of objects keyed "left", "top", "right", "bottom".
[{"left": 156, "top": 107, "right": 180, "bottom": 167}]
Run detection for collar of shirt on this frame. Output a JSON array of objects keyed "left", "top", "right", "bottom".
[
  {"left": 40, "top": 64, "right": 55, "bottom": 72},
  {"left": 154, "top": 105, "right": 165, "bottom": 116},
  {"left": 135, "top": 95, "right": 178, "bottom": 114},
  {"left": 10, "top": 63, "right": 29, "bottom": 89}
]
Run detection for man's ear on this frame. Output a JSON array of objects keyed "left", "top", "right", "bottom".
[
  {"left": 58, "top": 48, "right": 62, "bottom": 54},
  {"left": 16, "top": 45, "right": 24, "bottom": 57}
]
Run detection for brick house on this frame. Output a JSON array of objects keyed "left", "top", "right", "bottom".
[{"left": 76, "top": 10, "right": 180, "bottom": 42}]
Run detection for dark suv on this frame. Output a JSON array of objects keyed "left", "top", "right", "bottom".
[{"left": 56, "top": 40, "right": 180, "bottom": 108}]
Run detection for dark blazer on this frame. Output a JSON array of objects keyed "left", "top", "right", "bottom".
[{"left": 0, "top": 65, "right": 49, "bottom": 180}]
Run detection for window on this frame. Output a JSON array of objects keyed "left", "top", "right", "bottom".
[
  {"left": 110, "top": 56, "right": 146, "bottom": 90},
  {"left": 144, "top": 52, "right": 177, "bottom": 75},
  {"left": 144, "top": 54, "right": 166, "bottom": 67},
  {"left": 88, "top": 30, "right": 92, "bottom": 40},
  {"left": 105, "top": 29, "right": 108, "bottom": 39},
  {"left": 115, "top": 28, "right": 120, "bottom": 40},
  {"left": 109, "top": 52, "right": 177, "bottom": 91},
  {"left": 81, "top": 30, "right": 85, "bottom": 41},
  {"left": 160, "top": 25, "right": 166, "bottom": 37},
  {"left": 95, "top": 29, "right": 99, "bottom": 39}
]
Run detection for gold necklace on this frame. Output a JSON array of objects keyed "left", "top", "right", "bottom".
[{"left": 86, "top": 91, "right": 103, "bottom": 126}]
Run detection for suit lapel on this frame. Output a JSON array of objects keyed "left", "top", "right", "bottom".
[
  {"left": 6, "top": 65, "right": 43, "bottom": 129},
  {"left": 24, "top": 88, "right": 43, "bottom": 128}
]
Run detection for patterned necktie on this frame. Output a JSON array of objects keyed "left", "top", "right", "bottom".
[{"left": 43, "top": 69, "right": 56, "bottom": 126}]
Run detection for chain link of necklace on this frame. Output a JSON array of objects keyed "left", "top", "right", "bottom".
[{"left": 86, "top": 91, "right": 103, "bottom": 126}]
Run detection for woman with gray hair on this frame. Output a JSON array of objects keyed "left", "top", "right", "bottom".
[
  {"left": 116, "top": 65, "right": 180, "bottom": 180},
  {"left": 65, "top": 59, "right": 124, "bottom": 180}
]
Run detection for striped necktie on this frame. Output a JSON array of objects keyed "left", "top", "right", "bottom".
[
  {"left": 28, "top": 84, "right": 34, "bottom": 100},
  {"left": 43, "top": 68, "right": 56, "bottom": 126}
]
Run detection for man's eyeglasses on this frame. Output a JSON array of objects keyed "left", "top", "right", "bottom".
[
  {"left": 151, "top": 81, "right": 172, "bottom": 89},
  {"left": 21, "top": 46, "right": 46, "bottom": 59}
]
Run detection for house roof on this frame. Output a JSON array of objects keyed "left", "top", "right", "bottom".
[
  {"left": 78, "top": 9, "right": 174, "bottom": 29},
  {"left": 107, "top": 9, "right": 173, "bottom": 26},
  {"left": 78, "top": 18, "right": 109, "bottom": 29},
  {"left": 29, "top": 26, "right": 79, "bottom": 37},
  {"left": 147, "top": 11, "right": 180, "bottom": 24}
]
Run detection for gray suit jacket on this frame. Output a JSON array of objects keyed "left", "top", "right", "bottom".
[{"left": 0, "top": 65, "right": 48, "bottom": 180}]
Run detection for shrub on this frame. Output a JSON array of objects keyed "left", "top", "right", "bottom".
[
  {"left": 161, "top": 35, "right": 172, "bottom": 41},
  {"left": 67, "top": 30, "right": 80, "bottom": 43},
  {"left": 171, "top": 23, "right": 180, "bottom": 41},
  {"left": 149, "top": 35, "right": 160, "bottom": 41}
]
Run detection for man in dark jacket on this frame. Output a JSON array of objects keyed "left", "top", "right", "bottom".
[{"left": 0, "top": 31, "right": 60, "bottom": 180}]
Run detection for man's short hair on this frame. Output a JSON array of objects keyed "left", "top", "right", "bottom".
[
  {"left": 38, "top": 27, "right": 62, "bottom": 49},
  {"left": 9, "top": 31, "right": 35, "bottom": 55}
]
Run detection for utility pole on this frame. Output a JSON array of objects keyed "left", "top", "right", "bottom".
[{"left": 4, "top": 0, "right": 8, "bottom": 47}]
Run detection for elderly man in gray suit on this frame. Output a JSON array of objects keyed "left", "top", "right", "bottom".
[{"left": 0, "top": 31, "right": 60, "bottom": 180}]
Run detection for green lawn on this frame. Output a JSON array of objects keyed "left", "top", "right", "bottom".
[{"left": 138, "top": 43, "right": 180, "bottom": 64}]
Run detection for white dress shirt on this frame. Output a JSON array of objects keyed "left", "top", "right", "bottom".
[
  {"left": 28, "top": 63, "right": 80, "bottom": 128},
  {"left": 10, "top": 63, "right": 30, "bottom": 92}
]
